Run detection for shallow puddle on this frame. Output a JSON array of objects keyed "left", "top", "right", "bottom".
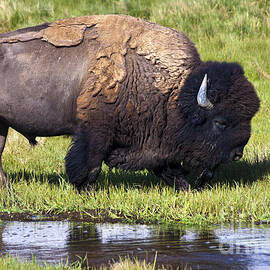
[{"left": 0, "top": 221, "right": 269, "bottom": 269}]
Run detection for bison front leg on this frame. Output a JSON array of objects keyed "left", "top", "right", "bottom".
[
  {"left": 65, "top": 127, "right": 111, "bottom": 191},
  {"left": 154, "top": 164, "right": 190, "bottom": 191},
  {"left": 0, "top": 124, "right": 8, "bottom": 186}
]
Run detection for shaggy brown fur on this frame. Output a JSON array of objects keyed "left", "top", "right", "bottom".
[{"left": 0, "top": 15, "right": 260, "bottom": 189}]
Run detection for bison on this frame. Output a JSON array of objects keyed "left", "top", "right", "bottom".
[{"left": 0, "top": 15, "right": 260, "bottom": 190}]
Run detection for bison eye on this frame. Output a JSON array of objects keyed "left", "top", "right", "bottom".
[{"left": 214, "top": 118, "right": 227, "bottom": 130}]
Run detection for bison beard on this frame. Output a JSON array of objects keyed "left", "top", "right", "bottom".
[{"left": 0, "top": 15, "right": 260, "bottom": 189}]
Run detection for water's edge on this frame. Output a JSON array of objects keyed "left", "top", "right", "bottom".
[{"left": 0, "top": 221, "right": 269, "bottom": 270}]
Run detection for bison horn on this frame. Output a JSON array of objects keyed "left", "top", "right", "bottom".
[{"left": 197, "top": 73, "right": 213, "bottom": 109}]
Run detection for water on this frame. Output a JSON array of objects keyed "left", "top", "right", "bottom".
[{"left": 0, "top": 221, "right": 269, "bottom": 269}]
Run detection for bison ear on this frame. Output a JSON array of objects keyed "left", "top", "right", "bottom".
[{"left": 197, "top": 74, "right": 214, "bottom": 110}]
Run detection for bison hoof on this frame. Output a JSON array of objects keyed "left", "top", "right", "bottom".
[
  {"left": 79, "top": 182, "right": 95, "bottom": 193},
  {"left": 195, "top": 169, "right": 214, "bottom": 189},
  {"left": 174, "top": 179, "right": 190, "bottom": 191}
]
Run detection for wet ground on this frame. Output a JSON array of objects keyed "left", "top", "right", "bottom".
[{"left": 0, "top": 221, "right": 269, "bottom": 269}]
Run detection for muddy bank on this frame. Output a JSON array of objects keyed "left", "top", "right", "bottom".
[
  {"left": 0, "top": 211, "right": 154, "bottom": 224},
  {"left": 0, "top": 211, "right": 269, "bottom": 225}
]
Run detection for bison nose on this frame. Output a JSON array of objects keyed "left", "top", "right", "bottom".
[{"left": 231, "top": 149, "right": 243, "bottom": 161}]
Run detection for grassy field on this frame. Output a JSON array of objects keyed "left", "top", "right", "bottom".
[{"left": 0, "top": 0, "right": 269, "bottom": 226}]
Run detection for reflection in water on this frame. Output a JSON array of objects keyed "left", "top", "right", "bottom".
[
  {"left": 1, "top": 222, "right": 69, "bottom": 263},
  {"left": 0, "top": 221, "right": 269, "bottom": 269}
]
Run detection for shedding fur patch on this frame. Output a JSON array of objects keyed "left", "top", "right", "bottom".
[
  {"left": 0, "top": 31, "right": 43, "bottom": 44},
  {"left": 0, "top": 16, "right": 97, "bottom": 46}
]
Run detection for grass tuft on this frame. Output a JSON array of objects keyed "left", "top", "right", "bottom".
[{"left": 0, "top": 255, "right": 192, "bottom": 270}]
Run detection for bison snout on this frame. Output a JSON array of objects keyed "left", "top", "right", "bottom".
[{"left": 230, "top": 148, "right": 243, "bottom": 161}]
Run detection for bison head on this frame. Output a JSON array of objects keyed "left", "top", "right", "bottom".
[{"left": 177, "top": 61, "right": 260, "bottom": 185}]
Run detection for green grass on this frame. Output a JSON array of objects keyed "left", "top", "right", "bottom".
[
  {"left": 0, "top": 0, "right": 269, "bottom": 225},
  {"left": 0, "top": 130, "right": 269, "bottom": 225},
  {"left": 0, "top": 255, "right": 83, "bottom": 270},
  {"left": 0, "top": 255, "right": 191, "bottom": 270}
]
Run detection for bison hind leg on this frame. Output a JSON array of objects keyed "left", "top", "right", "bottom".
[{"left": 0, "top": 124, "right": 8, "bottom": 186}]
